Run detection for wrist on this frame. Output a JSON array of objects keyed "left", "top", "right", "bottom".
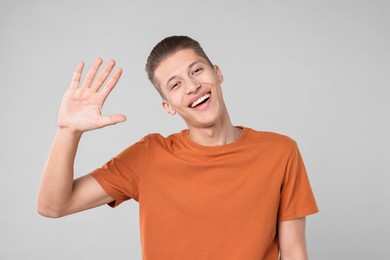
[{"left": 56, "top": 127, "right": 83, "bottom": 140}]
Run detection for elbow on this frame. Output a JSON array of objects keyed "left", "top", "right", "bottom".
[
  {"left": 37, "top": 207, "right": 63, "bottom": 218},
  {"left": 37, "top": 199, "right": 66, "bottom": 218}
]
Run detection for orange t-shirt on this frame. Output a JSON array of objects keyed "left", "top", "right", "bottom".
[{"left": 91, "top": 127, "right": 319, "bottom": 260}]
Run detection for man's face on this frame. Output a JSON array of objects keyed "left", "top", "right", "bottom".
[{"left": 154, "top": 48, "right": 226, "bottom": 129}]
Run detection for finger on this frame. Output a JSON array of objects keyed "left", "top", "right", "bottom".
[
  {"left": 99, "top": 67, "right": 123, "bottom": 103},
  {"left": 81, "top": 57, "right": 103, "bottom": 89},
  {"left": 90, "top": 59, "right": 116, "bottom": 91},
  {"left": 69, "top": 61, "right": 84, "bottom": 89},
  {"left": 97, "top": 114, "right": 127, "bottom": 128}
]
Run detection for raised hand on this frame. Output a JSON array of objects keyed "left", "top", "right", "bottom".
[{"left": 58, "top": 58, "right": 126, "bottom": 134}]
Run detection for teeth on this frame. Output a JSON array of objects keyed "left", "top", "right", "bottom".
[{"left": 191, "top": 93, "right": 211, "bottom": 108}]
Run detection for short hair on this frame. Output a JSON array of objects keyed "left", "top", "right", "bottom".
[{"left": 145, "top": 35, "right": 213, "bottom": 98}]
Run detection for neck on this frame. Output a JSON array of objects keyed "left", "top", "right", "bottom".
[{"left": 187, "top": 114, "right": 242, "bottom": 146}]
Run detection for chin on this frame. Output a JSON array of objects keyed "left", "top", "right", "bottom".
[{"left": 185, "top": 114, "right": 222, "bottom": 129}]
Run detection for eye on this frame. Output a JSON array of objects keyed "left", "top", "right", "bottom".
[
  {"left": 170, "top": 82, "right": 181, "bottom": 90},
  {"left": 192, "top": 67, "right": 203, "bottom": 76}
]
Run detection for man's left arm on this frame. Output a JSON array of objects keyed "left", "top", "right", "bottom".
[{"left": 278, "top": 217, "right": 308, "bottom": 260}]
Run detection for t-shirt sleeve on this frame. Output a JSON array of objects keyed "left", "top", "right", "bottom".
[
  {"left": 278, "top": 143, "right": 319, "bottom": 222},
  {"left": 89, "top": 137, "right": 148, "bottom": 207}
]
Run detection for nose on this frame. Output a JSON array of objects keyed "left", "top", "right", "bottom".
[{"left": 186, "top": 79, "right": 201, "bottom": 94}]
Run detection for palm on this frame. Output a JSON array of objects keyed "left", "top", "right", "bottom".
[
  {"left": 58, "top": 58, "right": 126, "bottom": 133},
  {"left": 60, "top": 90, "right": 104, "bottom": 131}
]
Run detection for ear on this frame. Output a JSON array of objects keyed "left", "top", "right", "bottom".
[
  {"left": 213, "top": 65, "right": 224, "bottom": 84},
  {"left": 162, "top": 100, "right": 176, "bottom": 115}
]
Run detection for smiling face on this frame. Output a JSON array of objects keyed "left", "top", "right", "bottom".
[{"left": 154, "top": 48, "right": 228, "bottom": 129}]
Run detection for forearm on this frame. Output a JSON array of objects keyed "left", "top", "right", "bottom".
[
  {"left": 38, "top": 58, "right": 124, "bottom": 217},
  {"left": 38, "top": 128, "right": 82, "bottom": 217}
]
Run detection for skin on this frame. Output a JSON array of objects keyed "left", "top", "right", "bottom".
[
  {"left": 37, "top": 51, "right": 309, "bottom": 259},
  {"left": 155, "top": 49, "right": 241, "bottom": 146},
  {"left": 37, "top": 58, "right": 120, "bottom": 217},
  {"left": 279, "top": 217, "right": 309, "bottom": 260}
]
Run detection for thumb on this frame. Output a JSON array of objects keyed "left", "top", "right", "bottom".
[{"left": 99, "top": 114, "right": 127, "bottom": 127}]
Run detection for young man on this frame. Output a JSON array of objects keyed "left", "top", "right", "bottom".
[{"left": 38, "top": 36, "right": 318, "bottom": 260}]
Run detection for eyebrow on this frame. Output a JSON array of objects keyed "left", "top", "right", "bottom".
[{"left": 165, "top": 60, "right": 204, "bottom": 88}]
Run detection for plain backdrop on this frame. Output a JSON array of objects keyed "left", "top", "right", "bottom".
[{"left": 0, "top": 0, "right": 389, "bottom": 259}]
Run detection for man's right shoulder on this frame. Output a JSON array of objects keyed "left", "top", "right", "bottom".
[
  {"left": 141, "top": 131, "right": 181, "bottom": 143},
  {"left": 125, "top": 131, "right": 183, "bottom": 151}
]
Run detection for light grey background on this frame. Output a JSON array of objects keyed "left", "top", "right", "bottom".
[{"left": 0, "top": 0, "right": 388, "bottom": 259}]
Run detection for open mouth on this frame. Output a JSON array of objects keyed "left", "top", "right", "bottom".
[{"left": 190, "top": 92, "right": 211, "bottom": 108}]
